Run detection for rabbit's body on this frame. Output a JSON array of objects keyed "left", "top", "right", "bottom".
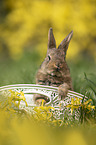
[{"left": 35, "top": 28, "right": 73, "bottom": 103}]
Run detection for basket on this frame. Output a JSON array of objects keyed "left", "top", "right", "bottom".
[{"left": 0, "top": 84, "right": 87, "bottom": 119}]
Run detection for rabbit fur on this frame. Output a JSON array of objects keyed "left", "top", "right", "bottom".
[{"left": 35, "top": 28, "right": 73, "bottom": 104}]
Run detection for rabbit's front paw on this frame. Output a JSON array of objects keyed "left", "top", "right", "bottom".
[{"left": 58, "top": 83, "right": 70, "bottom": 100}]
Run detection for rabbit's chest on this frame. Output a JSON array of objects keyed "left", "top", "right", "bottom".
[{"left": 36, "top": 72, "right": 64, "bottom": 86}]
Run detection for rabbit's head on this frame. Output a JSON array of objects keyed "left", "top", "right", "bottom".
[{"left": 36, "top": 28, "right": 73, "bottom": 82}]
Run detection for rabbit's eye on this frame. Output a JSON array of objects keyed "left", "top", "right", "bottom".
[{"left": 48, "top": 55, "right": 51, "bottom": 61}]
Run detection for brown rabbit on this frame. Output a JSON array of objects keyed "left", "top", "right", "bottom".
[{"left": 34, "top": 28, "right": 73, "bottom": 104}]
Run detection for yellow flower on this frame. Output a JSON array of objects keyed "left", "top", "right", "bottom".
[
  {"left": 66, "top": 97, "right": 95, "bottom": 114},
  {"left": 82, "top": 99, "right": 95, "bottom": 111},
  {"left": 9, "top": 90, "right": 28, "bottom": 107},
  {"left": 66, "top": 97, "right": 82, "bottom": 114},
  {"left": 84, "top": 99, "right": 92, "bottom": 105}
]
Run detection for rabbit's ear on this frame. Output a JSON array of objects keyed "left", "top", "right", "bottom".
[
  {"left": 58, "top": 31, "right": 73, "bottom": 53},
  {"left": 48, "top": 28, "right": 56, "bottom": 49}
]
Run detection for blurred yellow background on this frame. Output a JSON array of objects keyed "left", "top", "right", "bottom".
[
  {"left": 0, "top": 1, "right": 96, "bottom": 144},
  {"left": 0, "top": 0, "right": 96, "bottom": 60}
]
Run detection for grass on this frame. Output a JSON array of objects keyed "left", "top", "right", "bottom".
[
  {"left": 0, "top": 50, "right": 96, "bottom": 92},
  {"left": 0, "top": 50, "right": 40, "bottom": 86},
  {"left": 0, "top": 51, "right": 96, "bottom": 145},
  {"left": 0, "top": 50, "right": 96, "bottom": 109}
]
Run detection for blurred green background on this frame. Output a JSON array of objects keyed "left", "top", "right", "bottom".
[{"left": 0, "top": 0, "right": 96, "bottom": 93}]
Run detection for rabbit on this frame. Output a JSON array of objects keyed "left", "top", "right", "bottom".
[{"left": 34, "top": 28, "right": 73, "bottom": 105}]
